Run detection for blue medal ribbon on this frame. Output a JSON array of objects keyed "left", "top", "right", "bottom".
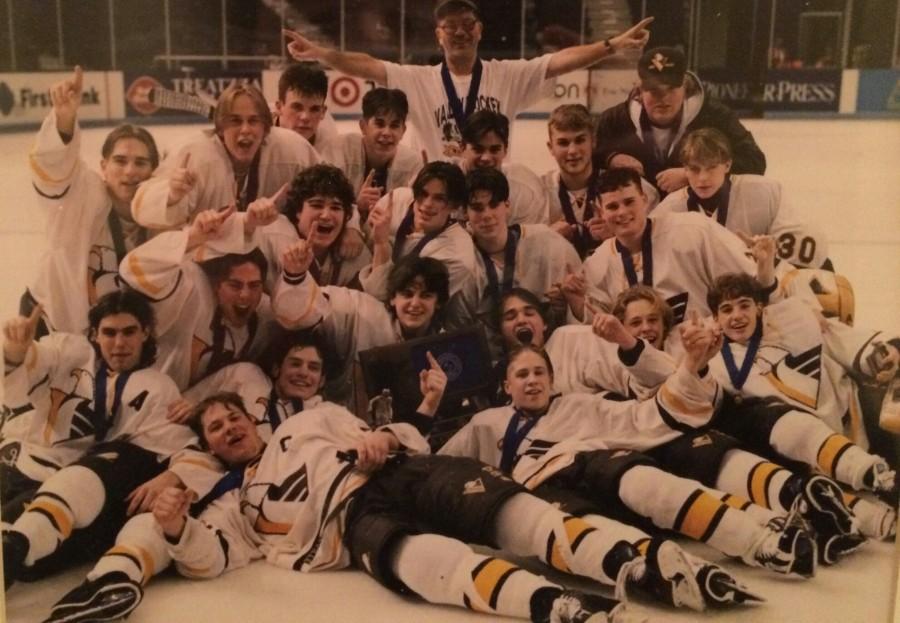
[
  {"left": 479, "top": 224, "right": 520, "bottom": 302},
  {"left": 266, "top": 387, "right": 303, "bottom": 433},
  {"left": 393, "top": 202, "right": 453, "bottom": 262},
  {"left": 615, "top": 219, "right": 654, "bottom": 287},
  {"left": 92, "top": 362, "right": 131, "bottom": 442},
  {"left": 558, "top": 175, "right": 599, "bottom": 258},
  {"left": 440, "top": 58, "right": 484, "bottom": 131},
  {"left": 720, "top": 320, "right": 763, "bottom": 391}
]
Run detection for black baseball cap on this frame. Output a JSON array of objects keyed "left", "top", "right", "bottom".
[
  {"left": 434, "top": 0, "right": 481, "bottom": 22},
  {"left": 637, "top": 47, "right": 687, "bottom": 88}
]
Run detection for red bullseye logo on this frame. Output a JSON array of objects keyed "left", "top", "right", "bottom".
[
  {"left": 330, "top": 77, "right": 360, "bottom": 107},
  {"left": 126, "top": 76, "right": 164, "bottom": 115}
]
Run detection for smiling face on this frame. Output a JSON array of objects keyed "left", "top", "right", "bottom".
[
  {"left": 101, "top": 138, "right": 154, "bottom": 206},
  {"left": 500, "top": 295, "right": 546, "bottom": 349},
  {"left": 390, "top": 275, "right": 439, "bottom": 337},
  {"left": 435, "top": 10, "right": 482, "bottom": 65},
  {"left": 200, "top": 401, "right": 264, "bottom": 467},
  {"left": 547, "top": 127, "right": 594, "bottom": 180},
  {"left": 599, "top": 182, "right": 648, "bottom": 248},
  {"left": 92, "top": 312, "right": 150, "bottom": 373},
  {"left": 715, "top": 295, "right": 762, "bottom": 344},
  {"left": 504, "top": 349, "right": 553, "bottom": 413},
  {"left": 215, "top": 262, "right": 264, "bottom": 327},
  {"left": 273, "top": 345, "right": 325, "bottom": 401},
  {"left": 220, "top": 93, "right": 267, "bottom": 168},
  {"left": 276, "top": 89, "right": 327, "bottom": 141},
  {"left": 685, "top": 159, "right": 732, "bottom": 199},
  {"left": 462, "top": 130, "right": 507, "bottom": 171},
  {"left": 295, "top": 194, "right": 347, "bottom": 253},
  {"left": 413, "top": 178, "right": 453, "bottom": 234},
  {"left": 359, "top": 112, "right": 406, "bottom": 167},
  {"left": 639, "top": 80, "right": 686, "bottom": 127},
  {"left": 621, "top": 298, "right": 665, "bottom": 350}
]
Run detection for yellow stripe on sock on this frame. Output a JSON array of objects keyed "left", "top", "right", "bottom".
[
  {"left": 27, "top": 499, "right": 73, "bottom": 538},
  {"left": 563, "top": 516, "right": 594, "bottom": 553},
  {"left": 817, "top": 434, "right": 852, "bottom": 477},
  {"left": 472, "top": 558, "right": 517, "bottom": 610},
  {"left": 749, "top": 462, "right": 780, "bottom": 508},
  {"left": 678, "top": 492, "right": 725, "bottom": 541}
]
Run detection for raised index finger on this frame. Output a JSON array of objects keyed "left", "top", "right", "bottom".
[
  {"left": 426, "top": 351, "right": 441, "bottom": 370},
  {"left": 271, "top": 182, "right": 290, "bottom": 204},
  {"left": 72, "top": 65, "right": 84, "bottom": 94},
  {"left": 27, "top": 304, "right": 44, "bottom": 328},
  {"left": 180, "top": 151, "right": 192, "bottom": 169},
  {"left": 628, "top": 17, "right": 654, "bottom": 34},
  {"left": 282, "top": 29, "right": 305, "bottom": 43},
  {"left": 363, "top": 169, "right": 376, "bottom": 188}
]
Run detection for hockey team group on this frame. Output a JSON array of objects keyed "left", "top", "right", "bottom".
[{"left": 2, "top": 1, "right": 899, "bottom": 622}]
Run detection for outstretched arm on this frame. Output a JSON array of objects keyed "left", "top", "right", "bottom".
[
  {"left": 546, "top": 17, "right": 653, "bottom": 78},
  {"left": 283, "top": 29, "right": 387, "bottom": 85}
]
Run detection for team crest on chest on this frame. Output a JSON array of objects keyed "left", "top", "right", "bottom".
[{"left": 760, "top": 344, "right": 822, "bottom": 409}]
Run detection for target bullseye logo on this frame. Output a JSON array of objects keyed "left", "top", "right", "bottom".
[{"left": 330, "top": 77, "right": 360, "bottom": 107}]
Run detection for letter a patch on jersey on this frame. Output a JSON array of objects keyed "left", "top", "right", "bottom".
[
  {"left": 464, "top": 478, "right": 486, "bottom": 495},
  {"left": 763, "top": 344, "right": 822, "bottom": 409}
]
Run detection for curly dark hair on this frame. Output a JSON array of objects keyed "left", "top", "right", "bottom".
[{"left": 283, "top": 164, "right": 356, "bottom": 228}]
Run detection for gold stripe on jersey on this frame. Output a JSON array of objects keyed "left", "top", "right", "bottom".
[
  {"left": 748, "top": 462, "right": 780, "bottom": 508},
  {"left": 28, "top": 150, "right": 78, "bottom": 185},
  {"left": 847, "top": 398, "right": 864, "bottom": 447},
  {"left": 762, "top": 371, "right": 817, "bottom": 410},
  {"left": 521, "top": 454, "right": 570, "bottom": 490},
  {"left": 27, "top": 498, "right": 73, "bottom": 538},
  {"left": 275, "top": 281, "right": 322, "bottom": 329},
  {"left": 126, "top": 254, "right": 165, "bottom": 297},
  {"left": 252, "top": 514, "right": 293, "bottom": 536},
  {"left": 633, "top": 537, "right": 651, "bottom": 556},
  {"left": 674, "top": 490, "right": 727, "bottom": 542},
  {"left": 105, "top": 544, "right": 157, "bottom": 584},
  {"left": 472, "top": 558, "right": 519, "bottom": 611},
  {"left": 843, "top": 491, "right": 859, "bottom": 510},
  {"left": 658, "top": 384, "right": 714, "bottom": 421},
  {"left": 817, "top": 434, "right": 853, "bottom": 478}
]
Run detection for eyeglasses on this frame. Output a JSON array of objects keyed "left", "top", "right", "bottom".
[{"left": 438, "top": 19, "right": 479, "bottom": 34}]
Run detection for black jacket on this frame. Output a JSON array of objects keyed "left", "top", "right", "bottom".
[{"left": 594, "top": 73, "right": 766, "bottom": 191}]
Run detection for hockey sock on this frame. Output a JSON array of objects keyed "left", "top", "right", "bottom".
[
  {"left": 843, "top": 492, "right": 896, "bottom": 540},
  {"left": 88, "top": 513, "right": 168, "bottom": 586},
  {"left": 770, "top": 411, "right": 878, "bottom": 489},
  {"left": 390, "top": 533, "right": 556, "bottom": 619},
  {"left": 715, "top": 449, "right": 793, "bottom": 513},
  {"left": 698, "top": 485, "right": 779, "bottom": 525},
  {"left": 619, "top": 465, "right": 761, "bottom": 557},
  {"left": 11, "top": 465, "right": 105, "bottom": 565},
  {"left": 493, "top": 493, "right": 634, "bottom": 586}
]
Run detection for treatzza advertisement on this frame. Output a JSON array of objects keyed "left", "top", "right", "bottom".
[
  {"left": 0, "top": 71, "right": 123, "bottom": 126},
  {"left": 124, "top": 71, "right": 263, "bottom": 118}
]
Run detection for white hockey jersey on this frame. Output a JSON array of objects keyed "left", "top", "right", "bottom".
[
  {"left": 709, "top": 297, "right": 897, "bottom": 448},
  {"left": 131, "top": 127, "right": 320, "bottom": 229},
  {"left": 119, "top": 219, "right": 278, "bottom": 390},
  {"left": 272, "top": 273, "right": 405, "bottom": 408},
  {"left": 336, "top": 133, "right": 422, "bottom": 194},
  {"left": 447, "top": 224, "right": 580, "bottom": 347},
  {"left": 439, "top": 364, "right": 718, "bottom": 490},
  {"left": 542, "top": 169, "right": 660, "bottom": 228},
  {"left": 545, "top": 325, "right": 676, "bottom": 399},
  {"left": 383, "top": 55, "right": 554, "bottom": 161},
  {"left": 583, "top": 211, "right": 757, "bottom": 324},
  {"left": 1, "top": 333, "right": 192, "bottom": 483},
  {"left": 653, "top": 175, "right": 829, "bottom": 269},
  {"left": 358, "top": 187, "right": 478, "bottom": 302},
  {"left": 27, "top": 112, "right": 146, "bottom": 334},
  {"left": 241, "top": 403, "right": 429, "bottom": 571}
]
